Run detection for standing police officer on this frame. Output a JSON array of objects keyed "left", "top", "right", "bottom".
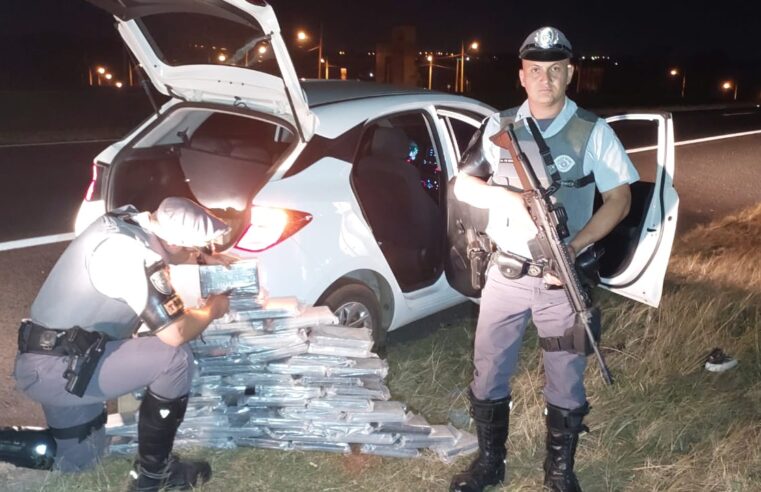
[
  {"left": 450, "top": 27, "right": 639, "bottom": 492},
  {"left": 13, "top": 197, "right": 231, "bottom": 491}
]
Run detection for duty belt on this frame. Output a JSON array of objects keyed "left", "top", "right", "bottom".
[
  {"left": 17, "top": 320, "right": 69, "bottom": 355},
  {"left": 491, "top": 251, "right": 547, "bottom": 280}
]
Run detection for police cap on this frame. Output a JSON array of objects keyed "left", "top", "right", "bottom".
[
  {"left": 519, "top": 27, "right": 573, "bottom": 61},
  {"left": 151, "top": 197, "right": 230, "bottom": 248}
]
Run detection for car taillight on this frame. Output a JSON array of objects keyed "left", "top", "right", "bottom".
[
  {"left": 235, "top": 206, "right": 312, "bottom": 253},
  {"left": 84, "top": 162, "right": 101, "bottom": 201}
]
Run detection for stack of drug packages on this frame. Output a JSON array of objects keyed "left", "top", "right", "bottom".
[{"left": 107, "top": 260, "right": 476, "bottom": 462}]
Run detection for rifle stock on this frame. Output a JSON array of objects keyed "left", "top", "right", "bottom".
[{"left": 489, "top": 120, "right": 613, "bottom": 385}]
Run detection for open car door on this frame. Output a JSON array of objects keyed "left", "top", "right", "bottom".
[
  {"left": 597, "top": 112, "right": 678, "bottom": 307},
  {"left": 87, "top": 0, "right": 316, "bottom": 142}
]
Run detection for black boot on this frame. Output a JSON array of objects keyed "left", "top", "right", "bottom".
[
  {"left": 127, "top": 390, "right": 211, "bottom": 492},
  {"left": 449, "top": 389, "right": 510, "bottom": 492},
  {"left": 543, "top": 402, "right": 589, "bottom": 492}
]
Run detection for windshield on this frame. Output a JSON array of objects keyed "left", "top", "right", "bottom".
[{"left": 138, "top": 13, "right": 280, "bottom": 77}]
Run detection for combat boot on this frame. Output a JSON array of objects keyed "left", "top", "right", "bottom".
[
  {"left": 543, "top": 402, "right": 589, "bottom": 492},
  {"left": 449, "top": 389, "right": 510, "bottom": 492},
  {"left": 127, "top": 389, "right": 212, "bottom": 491}
]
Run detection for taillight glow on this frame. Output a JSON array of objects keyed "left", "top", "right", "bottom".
[
  {"left": 84, "top": 163, "right": 99, "bottom": 201},
  {"left": 235, "top": 206, "right": 312, "bottom": 253}
]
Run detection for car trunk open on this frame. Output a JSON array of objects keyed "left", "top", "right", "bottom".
[{"left": 105, "top": 107, "right": 297, "bottom": 250}]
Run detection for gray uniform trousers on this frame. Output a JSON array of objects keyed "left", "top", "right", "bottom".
[
  {"left": 13, "top": 336, "right": 194, "bottom": 472},
  {"left": 471, "top": 266, "right": 587, "bottom": 410}
]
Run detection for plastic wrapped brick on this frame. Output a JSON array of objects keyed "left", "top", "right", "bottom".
[
  {"left": 431, "top": 427, "right": 479, "bottom": 463},
  {"left": 328, "top": 358, "right": 389, "bottom": 378},
  {"left": 235, "top": 438, "right": 293, "bottom": 450},
  {"left": 107, "top": 436, "right": 138, "bottom": 455},
  {"left": 223, "top": 373, "right": 295, "bottom": 387},
  {"left": 199, "top": 259, "right": 259, "bottom": 297},
  {"left": 246, "top": 343, "right": 309, "bottom": 364},
  {"left": 376, "top": 412, "right": 432, "bottom": 435},
  {"left": 206, "top": 319, "right": 265, "bottom": 335},
  {"left": 307, "top": 325, "right": 374, "bottom": 349},
  {"left": 307, "top": 398, "right": 373, "bottom": 412},
  {"left": 307, "top": 344, "right": 375, "bottom": 359},
  {"left": 398, "top": 424, "right": 457, "bottom": 449},
  {"left": 223, "top": 297, "right": 302, "bottom": 323},
  {"left": 235, "top": 329, "right": 308, "bottom": 350},
  {"left": 359, "top": 444, "right": 421, "bottom": 459},
  {"left": 254, "top": 385, "right": 325, "bottom": 399},
  {"left": 346, "top": 401, "right": 406, "bottom": 423},
  {"left": 265, "top": 306, "right": 338, "bottom": 332},
  {"left": 291, "top": 441, "right": 351, "bottom": 454}
]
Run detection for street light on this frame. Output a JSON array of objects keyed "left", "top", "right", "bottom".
[
  {"left": 296, "top": 26, "right": 324, "bottom": 79},
  {"left": 669, "top": 67, "right": 686, "bottom": 98},
  {"left": 722, "top": 80, "right": 738, "bottom": 100},
  {"left": 217, "top": 53, "right": 227, "bottom": 62},
  {"left": 427, "top": 55, "right": 434, "bottom": 90},
  {"left": 456, "top": 40, "right": 479, "bottom": 93}
]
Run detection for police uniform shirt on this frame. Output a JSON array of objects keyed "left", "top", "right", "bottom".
[
  {"left": 480, "top": 98, "right": 639, "bottom": 257},
  {"left": 87, "top": 229, "right": 166, "bottom": 323}
]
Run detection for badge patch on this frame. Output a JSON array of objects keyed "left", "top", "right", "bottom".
[
  {"left": 149, "top": 268, "right": 172, "bottom": 295},
  {"left": 554, "top": 154, "right": 576, "bottom": 173}
]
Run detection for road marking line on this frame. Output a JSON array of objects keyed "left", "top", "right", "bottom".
[
  {"left": 0, "top": 139, "right": 115, "bottom": 149},
  {"left": 627, "top": 128, "right": 761, "bottom": 154},
  {"left": 0, "top": 233, "right": 75, "bottom": 252}
]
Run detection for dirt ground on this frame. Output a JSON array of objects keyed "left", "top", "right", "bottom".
[{"left": 0, "top": 242, "right": 67, "bottom": 428}]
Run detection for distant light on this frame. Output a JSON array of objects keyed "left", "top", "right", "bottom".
[
  {"left": 96, "top": 66, "right": 106, "bottom": 74},
  {"left": 258, "top": 45, "right": 268, "bottom": 54},
  {"left": 34, "top": 444, "right": 48, "bottom": 456},
  {"left": 470, "top": 41, "right": 479, "bottom": 51},
  {"left": 297, "top": 31, "right": 308, "bottom": 42},
  {"left": 614, "top": 62, "right": 619, "bottom": 66},
  {"left": 426, "top": 55, "right": 433, "bottom": 62},
  {"left": 218, "top": 53, "right": 227, "bottom": 62},
  {"left": 369, "top": 72, "right": 374, "bottom": 78},
  {"left": 466, "top": 56, "right": 470, "bottom": 61},
  {"left": 320, "top": 58, "right": 326, "bottom": 63},
  {"left": 115, "top": 81, "right": 123, "bottom": 88},
  {"left": 339, "top": 50, "right": 345, "bottom": 56},
  {"left": 669, "top": 68, "right": 678, "bottom": 76},
  {"left": 722, "top": 81, "right": 732, "bottom": 90},
  {"left": 105, "top": 73, "right": 113, "bottom": 80}
]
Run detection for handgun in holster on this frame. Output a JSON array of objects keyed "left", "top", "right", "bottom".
[
  {"left": 62, "top": 327, "right": 110, "bottom": 397},
  {"left": 465, "top": 229, "right": 492, "bottom": 291}
]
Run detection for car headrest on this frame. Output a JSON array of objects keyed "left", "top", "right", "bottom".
[{"left": 370, "top": 127, "right": 409, "bottom": 161}]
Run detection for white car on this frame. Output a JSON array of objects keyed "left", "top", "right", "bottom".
[{"left": 77, "top": 0, "right": 679, "bottom": 345}]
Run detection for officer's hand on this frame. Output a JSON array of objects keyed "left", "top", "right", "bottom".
[
  {"left": 205, "top": 294, "right": 230, "bottom": 320},
  {"left": 198, "top": 251, "right": 237, "bottom": 268},
  {"left": 495, "top": 187, "right": 537, "bottom": 233},
  {"left": 543, "top": 245, "right": 576, "bottom": 286}
]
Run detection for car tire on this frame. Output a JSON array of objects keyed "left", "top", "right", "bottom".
[{"left": 319, "top": 283, "right": 386, "bottom": 354}]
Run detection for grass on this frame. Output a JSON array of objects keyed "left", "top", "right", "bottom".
[{"left": 15, "top": 204, "right": 761, "bottom": 491}]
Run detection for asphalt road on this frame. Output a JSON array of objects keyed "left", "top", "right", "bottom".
[{"left": 0, "top": 107, "right": 759, "bottom": 427}]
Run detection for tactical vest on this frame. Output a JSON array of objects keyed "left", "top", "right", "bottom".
[
  {"left": 492, "top": 106, "right": 598, "bottom": 252},
  {"left": 30, "top": 206, "right": 167, "bottom": 340}
]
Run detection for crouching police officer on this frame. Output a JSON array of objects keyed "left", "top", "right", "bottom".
[
  {"left": 449, "top": 27, "right": 638, "bottom": 491},
  {"left": 12, "top": 197, "right": 232, "bottom": 490}
]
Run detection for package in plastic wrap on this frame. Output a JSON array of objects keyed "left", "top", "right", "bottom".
[
  {"left": 265, "top": 305, "right": 338, "bottom": 332},
  {"left": 307, "top": 325, "right": 374, "bottom": 349},
  {"left": 375, "top": 412, "right": 431, "bottom": 435},
  {"left": 327, "top": 358, "right": 389, "bottom": 378},
  {"left": 175, "top": 436, "right": 237, "bottom": 450},
  {"left": 235, "top": 437, "right": 293, "bottom": 450},
  {"left": 297, "top": 376, "right": 363, "bottom": 387},
  {"left": 279, "top": 406, "right": 346, "bottom": 422},
  {"left": 290, "top": 441, "right": 351, "bottom": 454},
  {"left": 398, "top": 424, "right": 457, "bottom": 449},
  {"left": 107, "top": 436, "right": 138, "bottom": 455},
  {"left": 330, "top": 381, "right": 391, "bottom": 401},
  {"left": 254, "top": 384, "right": 325, "bottom": 399},
  {"left": 199, "top": 259, "right": 259, "bottom": 297},
  {"left": 346, "top": 401, "right": 406, "bottom": 423},
  {"left": 224, "top": 296, "right": 302, "bottom": 323},
  {"left": 223, "top": 372, "right": 295, "bottom": 387},
  {"left": 235, "top": 329, "right": 308, "bottom": 351},
  {"left": 243, "top": 394, "right": 309, "bottom": 407},
  {"left": 246, "top": 343, "right": 309, "bottom": 364},
  {"left": 359, "top": 444, "right": 421, "bottom": 458},
  {"left": 431, "top": 426, "right": 479, "bottom": 463},
  {"left": 307, "top": 397, "right": 373, "bottom": 412},
  {"left": 307, "top": 344, "right": 375, "bottom": 359},
  {"left": 206, "top": 319, "right": 264, "bottom": 335},
  {"left": 246, "top": 409, "right": 309, "bottom": 430}
]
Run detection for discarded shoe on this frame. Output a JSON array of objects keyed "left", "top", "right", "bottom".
[{"left": 704, "top": 348, "right": 738, "bottom": 373}]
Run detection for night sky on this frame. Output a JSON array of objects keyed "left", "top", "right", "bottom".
[{"left": 2, "top": 0, "right": 761, "bottom": 60}]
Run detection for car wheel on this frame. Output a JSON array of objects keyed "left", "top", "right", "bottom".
[{"left": 320, "top": 283, "right": 385, "bottom": 352}]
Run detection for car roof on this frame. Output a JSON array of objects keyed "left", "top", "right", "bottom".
[{"left": 302, "top": 80, "right": 456, "bottom": 107}]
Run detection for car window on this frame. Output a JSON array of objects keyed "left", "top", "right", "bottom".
[
  {"left": 355, "top": 112, "right": 443, "bottom": 204},
  {"left": 447, "top": 118, "right": 480, "bottom": 160}
]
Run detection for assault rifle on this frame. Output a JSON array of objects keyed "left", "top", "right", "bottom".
[{"left": 489, "top": 118, "right": 614, "bottom": 385}]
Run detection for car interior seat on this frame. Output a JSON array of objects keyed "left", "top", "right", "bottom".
[{"left": 354, "top": 127, "right": 443, "bottom": 289}]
